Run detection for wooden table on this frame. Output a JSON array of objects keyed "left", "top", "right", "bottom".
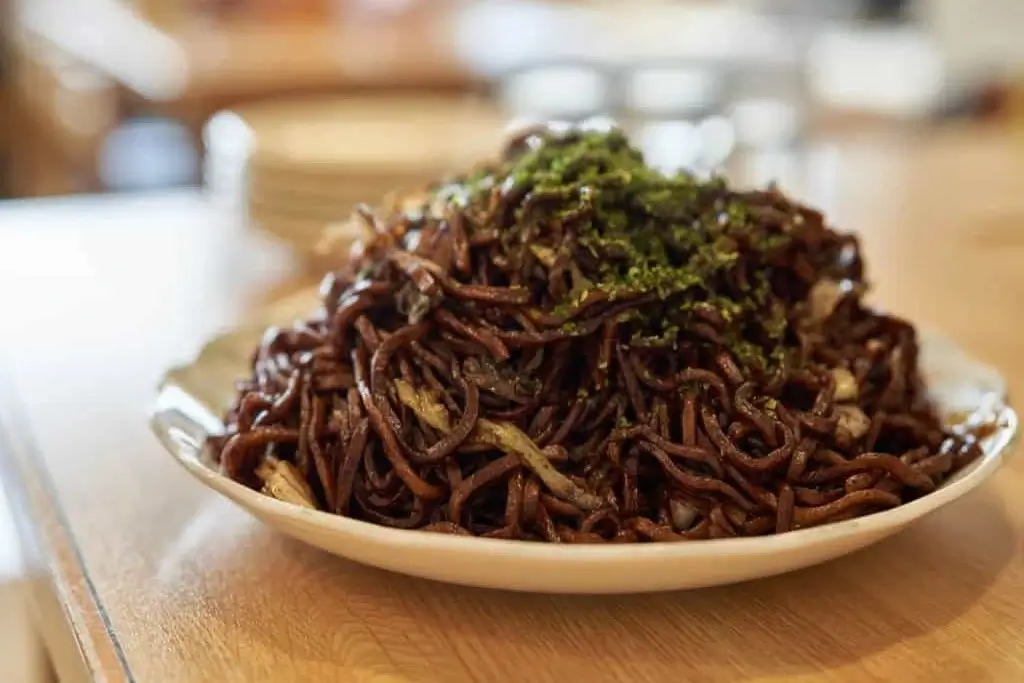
[{"left": 1, "top": 128, "right": 1024, "bottom": 682}]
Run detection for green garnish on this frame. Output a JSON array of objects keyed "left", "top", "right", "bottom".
[{"left": 424, "top": 127, "right": 819, "bottom": 370}]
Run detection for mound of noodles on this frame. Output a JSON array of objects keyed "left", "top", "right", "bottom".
[{"left": 210, "top": 125, "right": 980, "bottom": 542}]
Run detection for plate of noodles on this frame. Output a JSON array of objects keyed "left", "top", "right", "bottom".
[{"left": 151, "top": 124, "right": 1017, "bottom": 593}]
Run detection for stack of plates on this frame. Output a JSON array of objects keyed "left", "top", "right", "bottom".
[{"left": 204, "top": 95, "right": 507, "bottom": 264}]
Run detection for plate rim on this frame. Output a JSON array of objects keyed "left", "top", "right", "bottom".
[{"left": 150, "top": 331, "right": 1018, "bottom": 563}]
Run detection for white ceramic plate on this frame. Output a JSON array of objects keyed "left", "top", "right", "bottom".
[{"left": 150, "top": 295, "right": 1017, "bottom": 594}]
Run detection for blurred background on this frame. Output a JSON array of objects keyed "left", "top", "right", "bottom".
[
  {"left": 2, "top": 0, "right": 1024, "bottom": 206},
  {"left": 1, "top": 0, "right": 1023, "bottom": 256},
  {"left": 1, "top": 4, "right": 1023, "bottom": 681}
]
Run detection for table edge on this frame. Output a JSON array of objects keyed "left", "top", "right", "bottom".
[{"left": 0, "top": 365, "right": 134, "bottom": 683}]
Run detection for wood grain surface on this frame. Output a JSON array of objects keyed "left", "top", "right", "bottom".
[{"left": 2, "top": 127, "right": 1024, "bottom": 682}]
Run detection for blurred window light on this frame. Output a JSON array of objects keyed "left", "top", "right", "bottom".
[
  {"left": 577, "top": 115, "right": 619, "bottom": 134},
  {"left": 808, "top": 27, "right": 944, "bottom": 118},
  {"left": 694, "top": 115, "right": 736, "bottom": 170},
  {"left": 594, "top": 1, "right": 800, "bottom": 66},
  {"left": 636, "top": 120, "right": 702, "bottom": 174},
  {"left": 454, "top": 1, "right": 585, "bottom": 76},
  {"left": 499, "top": 65, "right": 608, "bottom": 119},
  {"left": 730, "top": 99, "right": 800, "bottom": 149},
  {"left": 626, "top": 67, "right": 720, "bottom": 115},
  {"left": 923, "top": 0, "right": 1024, "bottom": 77},
  {"left": 455, "top": 1, "right": 799, "bottom": 75}
]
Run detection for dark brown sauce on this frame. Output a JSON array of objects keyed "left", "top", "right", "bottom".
[{"left": 209, "top": 126, "right": 984, "bottom": 540}]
